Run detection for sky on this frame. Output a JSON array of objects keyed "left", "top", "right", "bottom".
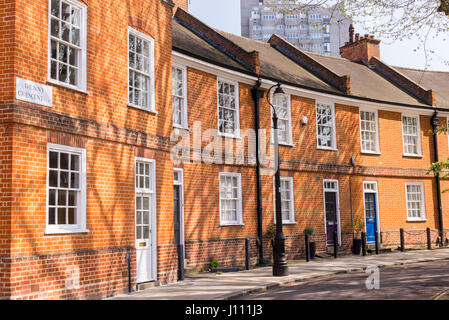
[{"left": 189, "top": 0, "right": 449, "bottom": 71}]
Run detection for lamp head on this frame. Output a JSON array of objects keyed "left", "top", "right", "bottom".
[{"left": 273, "top": 83, "right": 285, "bottom": 98}]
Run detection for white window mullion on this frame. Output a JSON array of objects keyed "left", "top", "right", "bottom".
[
  {"left": 316, "top": 102, "right": 336, "bottom": 150},
  {"left": 219, "top": 172, "right": 243, "bottom": 226},
  {"left": 46, "top": 143, "right": 87, "bottom": 234},
  {"left": 402, "top": 115, "right": 422, "bottom": 156},
  {"left": 360, "top": 109, "right": 379, "bottom": 154},
  {"left": 405, "top": 182, "right": 426, "bottom": 221},
  {"left": 217, "top": 79, "right": 240, "bottom": 138},
  {"left": 273, "top": 177, "right": 295, "bottom": 224},
  {"left": 172, "top": 64, "right": 188, "bottom": 129},
  {"left": 128, "top": 27, "right": 155, "bottom": 111},
  {"left": 48, "top": 0, "right": 87, "bottom": 91},
  {"left": 271, "top": 93, "right": 292, "bottom": 145}
]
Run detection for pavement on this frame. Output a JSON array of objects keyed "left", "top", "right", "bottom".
[{"left": 109, "top": 248, "right": 449, "bottom": 300}]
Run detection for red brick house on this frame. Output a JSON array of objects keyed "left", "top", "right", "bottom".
[{"left": 1, "top": 1, "right": 449, "bottom": 300}]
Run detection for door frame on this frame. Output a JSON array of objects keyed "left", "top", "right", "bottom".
[
  {"left": 134, "top": 157, "right": 157, "bottom": 283},
  {"left": 362, "top": 181, "right": 380, "bottom": 243},
  {"left": 323, "top": 179, "right": 341, "bottom": 246},
  {"left": 173, "top": 168, "right": 185, "bottom": 255}
]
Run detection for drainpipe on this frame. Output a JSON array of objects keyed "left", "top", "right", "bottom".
[
  {"left": 349, "top": 157, "right": 356, "bottom": 241},
  {"left": 251, "top": 79, "right": 265, "bottom": 265},
  {"left": 431, "top": 112, "right": 444, "bottom": 246}
]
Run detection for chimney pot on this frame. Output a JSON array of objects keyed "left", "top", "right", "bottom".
[
  {"left": 349, "top": 24, "right": 354, "bottom": 43},
  {"left": 340, "top": 29, "right": 380, "bottom": 62}
]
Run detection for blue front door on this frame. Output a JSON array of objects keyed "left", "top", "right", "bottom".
[{"left": 365, "top": 193, "right": 377, "bottom": 243}]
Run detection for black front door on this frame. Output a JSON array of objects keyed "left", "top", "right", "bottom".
[
  {"left": 173, "top": 184, "right": 184, "bottom": 280},
  {"left": 325, "top": 191, "right": 338, "bottom": 246}
]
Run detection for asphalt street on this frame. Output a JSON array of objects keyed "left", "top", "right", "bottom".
[{"left": 240, "top": 260, "right": 449, "bottom": 300}]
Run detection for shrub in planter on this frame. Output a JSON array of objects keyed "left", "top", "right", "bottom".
[
  {"left": 353, "top": 238, "right": 362, "bottom": 255},
  {"left": 304, "top": 226, "right": 316, "bottom": 259},
  {"left": 346, "top": 217, "right": 365, "bottom": 255}
]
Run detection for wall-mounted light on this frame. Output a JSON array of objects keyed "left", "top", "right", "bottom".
[{"left": 301, "top": 116, "right": 308, "bottom": 126}]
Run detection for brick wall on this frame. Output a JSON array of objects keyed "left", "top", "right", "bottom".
[
  {"left": 175, "top": 64, "right": 448, "bottom": 272},
  {"left": 1, "top": 0, "right": 449, "bottom": 300},
  {"left": 2, "top": 0, "right": 178, "bottom": 299}
]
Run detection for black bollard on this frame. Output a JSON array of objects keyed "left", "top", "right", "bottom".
[
  {"left": 375, "top": 231, "right": 379, "bottom": 255},
  {"left": 427, "top": 228, "right": 432, "bottom": 250},
  {"left": 333, "top": 231, "right": 338, "bottom": 259},
  {"left": 361, "top": 232, "right": 367, "bottom": 256},
  {"left": 245, "top": 238, "right": 251, "bottom": 270},
  {"left": 305, "top": 234, "right": 310, "bottom": 262},
  {"left": 400, "top": 228, "right": 405, "bottom": 252},
  {"left": 125, "top": 252, "right": 132, "bottom": 293},
  {"left": 177, "top": 244, "right": 185, "bottom": 281}
]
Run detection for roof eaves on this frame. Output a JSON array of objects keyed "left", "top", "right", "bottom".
[{"left": 174, "top": 47, "right": 435, "bottom": 111}]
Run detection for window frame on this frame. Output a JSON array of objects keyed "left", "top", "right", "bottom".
[
  {"left": 45, "top": 143, "right": 88, "bottom": 235},
  {"left": 315, "top": 101, "right": 337, "bottom": 150},
  {"left": 271, "top": 92, "right": 293, "bottom": 146},
  {"left": 218, "top": 172, "right": 243, "bottom": 226},
  {"left": 405, "top": 182, "right": 426, "bottom": 222},
  {"left": 47, "top": 0, "right": 88, "bottom": 92},
  {"left": 401, "top": 113, "right": 422, "bottom": 157},
  {"left": 216, "top": 78, "right": 241, "bottom": 138},
  {"left": 273, "top": 176, "right": 296, "bottom": 224},
  {"left": 359, "top": 108, "right": 380, "bottom": 154},
  {"left": 127, "top": 26, "right": 156, "bottom": 112},
  {"left": 172, "top": 63, "right": 188, "bottom": 129}
]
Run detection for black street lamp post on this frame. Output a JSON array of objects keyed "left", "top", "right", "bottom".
[{"left": 267, "top": 82, "right": 289, "bottom": 277}]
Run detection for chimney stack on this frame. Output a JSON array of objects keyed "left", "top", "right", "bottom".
[{"left": 340, "top": 26, "right": 380, "bottom": 63}]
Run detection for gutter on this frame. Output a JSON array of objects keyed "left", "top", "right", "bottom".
[
  {"left": 251, "top": 78, "right": 265, "bottom": 265},
  {"left": 431, "top": 112, "right": 445, "bottom": 246}
]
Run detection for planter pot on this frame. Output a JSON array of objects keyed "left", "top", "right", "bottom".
[
  {"left": 309, "top": 241, "right": 316, "bottom": 259},
  {"left": 353, "top": 238, "right": 362, "bottom": 255}
]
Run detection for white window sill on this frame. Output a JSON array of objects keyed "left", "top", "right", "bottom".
[
  {"left": 173, "top": 125, "right": 189, "bottom": 131},
  {"left": 274, "top": 221, "right": 297, "bottom": 225},
  {"left": 271, "top": 141, "right": 294, "bottom": 147},
  {"left": 403, "top": 153, "right": 423, "bottom": 158},
  {"left": 279, "top": 142, "right": 294, "bottom": 147},
  {"left": 361, "top": 151, "right": 381, "bottom": 155},
  {"left": 317, "top": 146, "right": 338, "bottom": 152},
  {"left": 45, "top": 227, "right": 90, "bottom": 235},
  {"left": 219, "top": 223, "right": 244, "bottom": 227},
  {"left": 47, "top": 78, "right": 88, "bottom": 95},
  {"left": 128, "top": 103, "right": 158, "bottom": 114},
  {"left": 407, "top": 218, "right": 427, "bottom": 222},
  {"left": 218, "top": 132, "right": 242, "bottom": 140}
]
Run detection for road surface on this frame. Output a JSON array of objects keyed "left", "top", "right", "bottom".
[{"left": 240, "top": 260, "right": 449, "bottom": 300}]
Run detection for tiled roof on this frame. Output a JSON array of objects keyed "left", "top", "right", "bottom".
[
  {"left": 309, "top": 53, "right": 427, "bottom": 107},
  {"left": 172, "top": 9, "right": 449, "bottom": 110},
  {"left": 394, "top": 67, "right": 449, "bottom": 110}
]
